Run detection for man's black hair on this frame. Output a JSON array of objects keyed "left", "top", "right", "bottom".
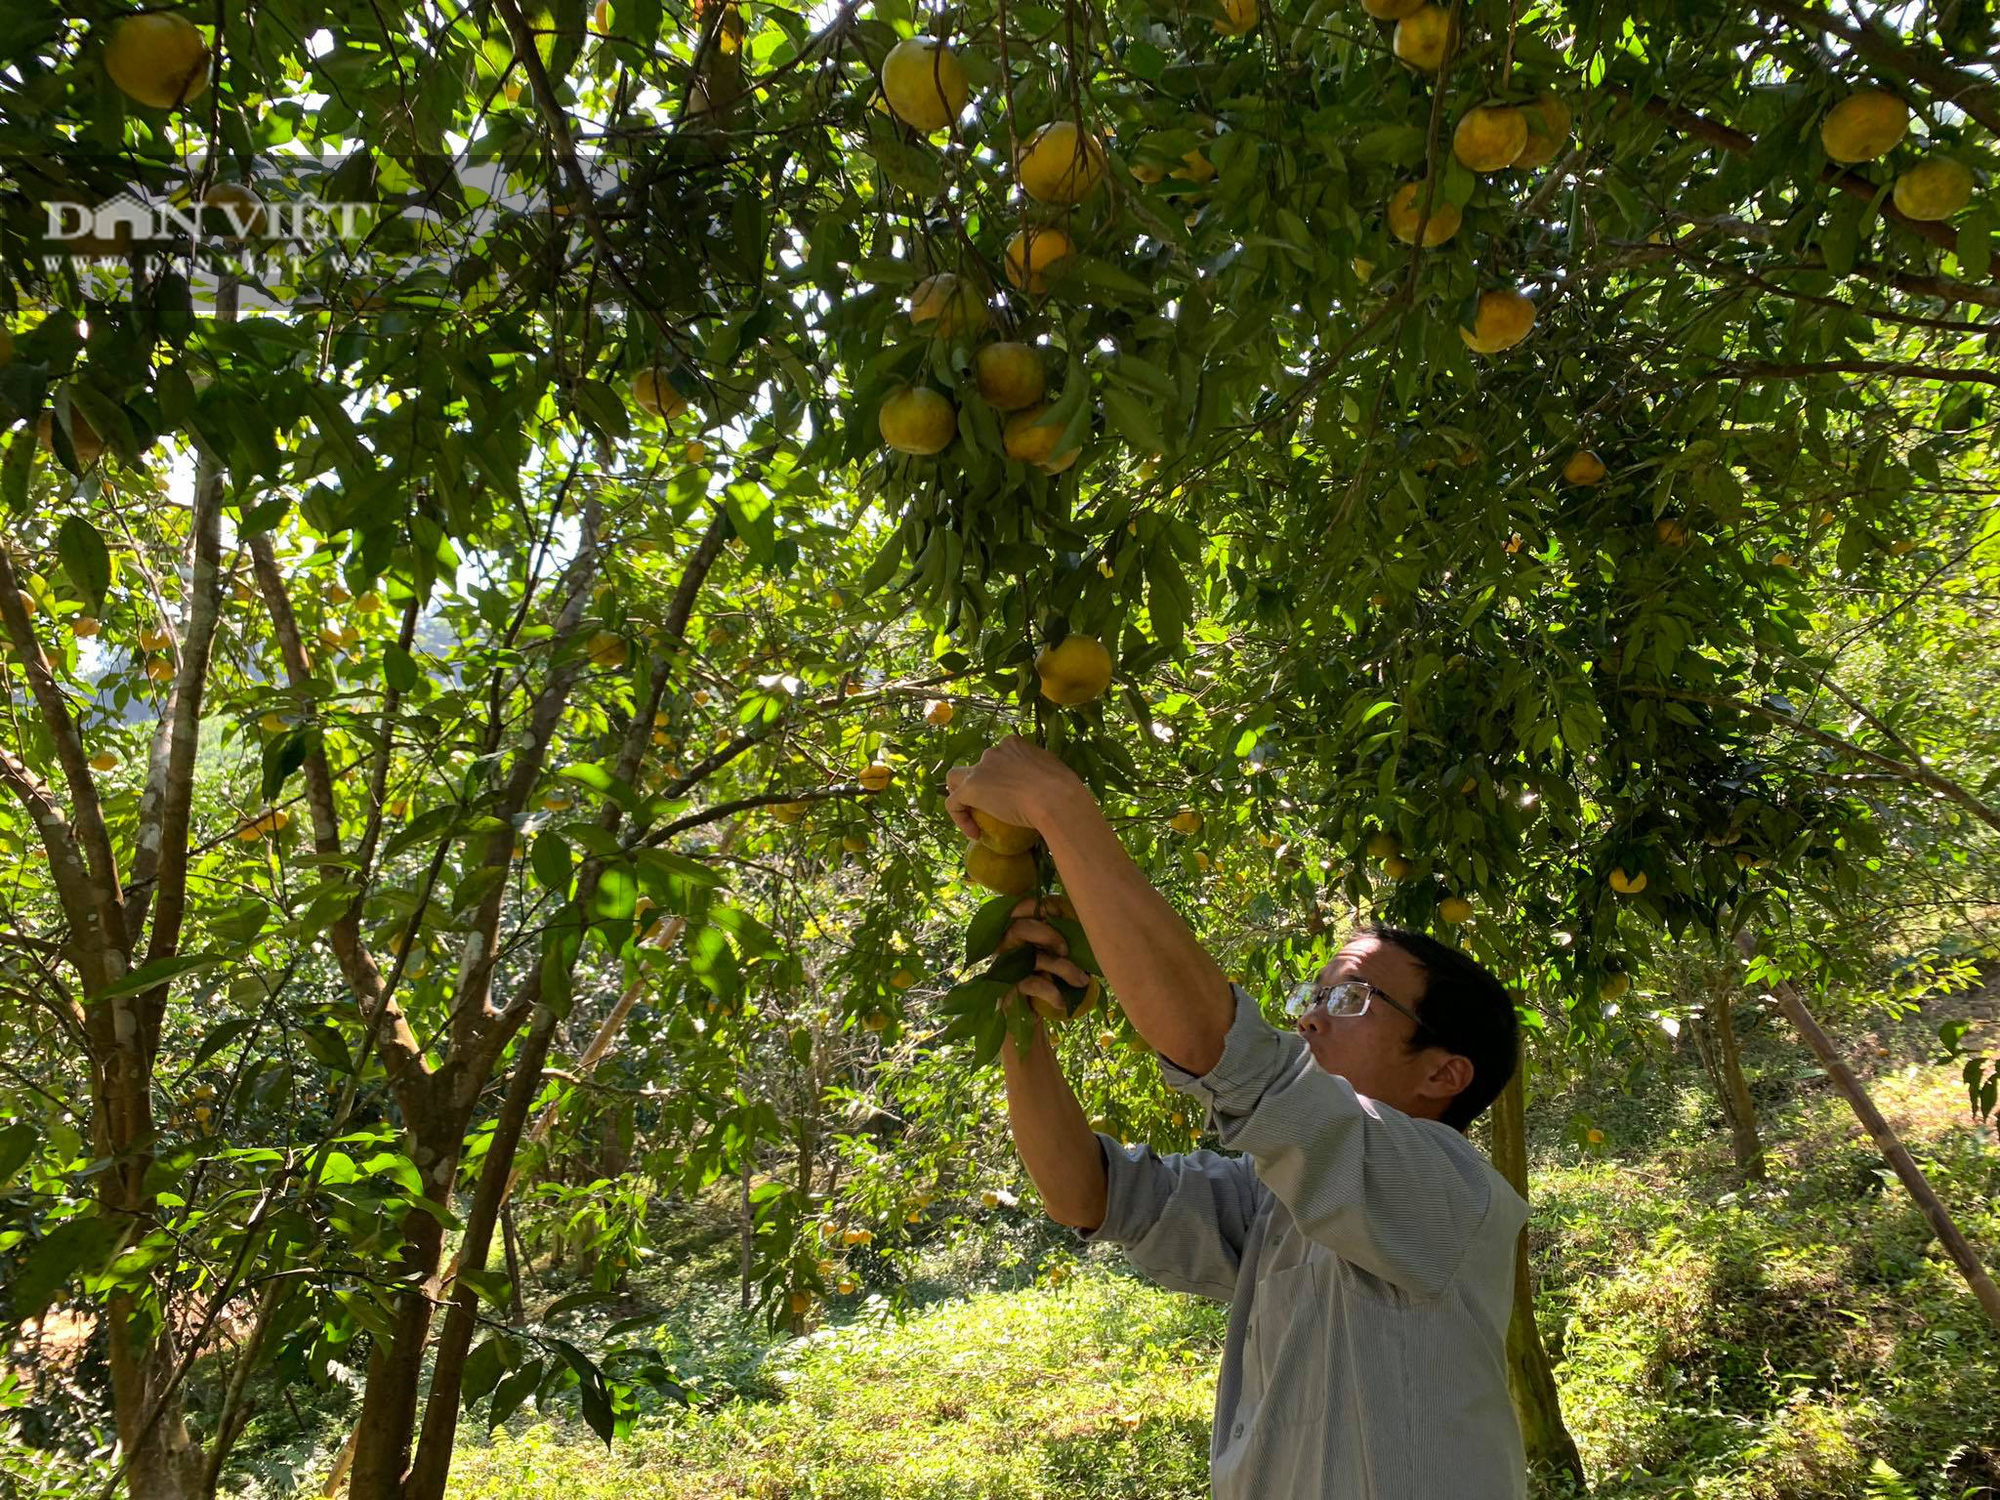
[{"left": 1365, "top": 925, "right": 1520, "bottom": 1131}]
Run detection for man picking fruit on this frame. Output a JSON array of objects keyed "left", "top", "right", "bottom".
[{"left": 946, "top": 736, "right": 1528, "bottom": 1499}]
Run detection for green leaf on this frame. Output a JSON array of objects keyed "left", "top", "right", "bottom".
[
  {"left": 382, "top": 643, "right": 419, "bottom": 694},
  {"left": 56, "top": 516, "right": 111, "bottom": 610},
  {"left": 965, "top": 893, "right": 1017, "bottom": 963},
  {"left": 14, "top": 1218, "right": 119, "bottom": 1321},
  {"left": 95, "top": 953, "right": 219, "bottom": 1002},
  {"left": 1102, "top": 386, "right": 1168, "bottom": 457},
  {"left": 548, "top": 1338, "right": 617, "bottom": 1447},
  {"left": 488, "top": 1358, "right": 544, "bottom": 1428},
  {"left": 261, "top": 725, "right": 316, "bottom": 801},
  {"left": 532, "top": 832, "right": 574, "bottom": 891},
  {"left": 858, "top": 529, "right": 904, "bottom": 596},
  {"left": 0, "top": 1121, "right": 35, "bottom": 1186}
]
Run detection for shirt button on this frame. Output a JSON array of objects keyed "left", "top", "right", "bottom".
[{"left": 1232, "top": 1421, "right": 1245, "bottom": 1440}]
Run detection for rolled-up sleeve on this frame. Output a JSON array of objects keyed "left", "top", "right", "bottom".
[
  {"left": 1158, "top": 985, "right": 1495, "bottom": 1299},
  {"left": 1079, "top": 1133, "right": 1267, "bottom": 1302}
]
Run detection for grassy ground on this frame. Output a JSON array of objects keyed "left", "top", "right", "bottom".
[{"left": 429, "top": 984, "right": 1999, "bottom": 1500}]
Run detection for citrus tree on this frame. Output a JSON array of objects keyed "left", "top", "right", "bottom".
[{"left": 4, "top": 0, "right": 1998, "bottom": 1492}]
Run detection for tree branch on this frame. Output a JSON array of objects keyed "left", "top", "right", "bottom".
[{"left": 1627, "top": 686, "right": 2000, "bottom": 835}]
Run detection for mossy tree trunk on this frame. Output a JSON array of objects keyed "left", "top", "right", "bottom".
[{"left": 1488, "top": 1057, "right": 1588, "bottom": 1491}]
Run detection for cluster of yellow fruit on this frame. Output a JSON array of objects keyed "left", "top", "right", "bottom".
[
  {"left": 966, "top": 808, "right": 1040, "bottom": 894},
  {"left": 1380, "top": 90, "right": 1572, "bottom": 356},
  {"left": 875, "top": 38, "right": 1109, "bottom": 471},
  {"left": 1820, "top": 90, "right": 1975, "bottom": 221},
  {"left": 1366, "top": 829, "right": 1411, "bottom": 881}
]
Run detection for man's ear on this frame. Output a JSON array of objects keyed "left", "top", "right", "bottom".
[{"left": 1418, "top": 1050, "right": 1474, "bottom": 1104}]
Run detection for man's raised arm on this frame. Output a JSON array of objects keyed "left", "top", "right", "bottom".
[{"left": 945, "top": 736, "right": 1236, "bottom": 1074}]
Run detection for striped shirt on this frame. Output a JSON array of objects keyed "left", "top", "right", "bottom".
[{"left": 1082, "top": 985, "right": 1529, "bottom": 1499}]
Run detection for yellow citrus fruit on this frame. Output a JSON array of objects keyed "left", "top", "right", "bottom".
[
  {"left": 1214, "top": 0, "right": 1259, "bottom": 34},
  {"left": 1366, "top": 832, "right": 1400, "bottom": 859},
  {"left": 1608, "top": 867, "right": 1648, "bottom": 895},
  {"left": 1889, "top": 538, "right": 1916, "bottom": 556},
  {"left": 1820, "top": 90, "right": 1907, "bottom": 164},
  {"left": 1392, "top": 5, "right": 1456, "bottom": 70},
  {"left": 1655, "top": 518, "right": 1690, "bottom": 546},
  {"left": 858, "top": 762, "right": 894, "bottom": 792},
  {"left": 1772, "top": 551, "right": 1795, "bottom": 569},
  {"left": 973, "top": 809, "right": 1041, "bottom": 856},
  {"left": 1600, "top": 973, "right": 1630, "bottom": 1001},
  {"left": 771, "top": 800, "right": 807, "bottom": 824},
  {"left": 88, "top": 751, "right": 119, "bottom": 772},
  {"left": 890, "top": 969, "right": 915, "bottom": 989},
  {"left": 1035, "top": 634, "right": 1113, "bottom": 706},
  {"left": 104, "top": 13, "right": 211, "bottom": 110},
  {"left": 632, "top": 367, "right": 687, "bottom": 420},
  {"left": 881, "top": 37, "right": 968, "bottom": 132},
  {"left": 908, "top": 272, "right": 987, "bottom": 337},
  {"left": 973, "top": 343, "right": 1046, "bottom": 413},
  {"left": 1512, "top": 93, "right": 1572, "bottom": 170},
  {"left": 1387, "top": 182, "right": 1461, "bottom": 246},
  {"left": 967, "top": 841, "right": 1038, "bottom": 894},
  {"left": 1460, "top": 289, "right": 1536, "bottom": 354},
  {"left": 38, "top": 410, "right": 106, "bottom": 467},
  {"left": 139, "top": 626, "right": 172, "bottom": 652},
  {"left": 1004, "top": 227, "right": 1073, "bottom": 295},
  {"left": 1382, "top": 855, "right": 1413, "bottom": 880},
  {"left": 586, "top": 631, "right": 628, "bottom": 669},
  {"left": 1562, "top": 450, "right": 1607, "bottom": 486},
  {"left": 1361, "top": 0, "right": 1425, "bottom": 17},
  {"left": 1452, "top": 106, "right": 1528, "bottom": 172},
  {"left": 1169, "top": 808, "right": 1204, "bottom": 835},
  {"left": 924, "top": 697, "right": 955, "bottom": 726},
  {"left": 862, "top": 1011, "right": 889, "bottom": 1032},
  {"left": 1018, "top": 121, "right": 1106, "bottom": 205},
  {"left": 1891, "top": 157, "right": 1974, "bottom": 220},
  {"left": 1171, "top": 149, "right": 1217, "bottom": 183},
  {"left": 879, "top": 385, "right": 958, "bottom": 455},
  {"left": 1003, "top": 403, "right": 1080, "bottom": 474},
  {"left": 1439, "top": 894, "right": 1474, "bottom": 924}
]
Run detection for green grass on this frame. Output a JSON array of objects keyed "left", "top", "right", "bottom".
[{"left": 445, "top": 1272, "right": 1222, "bottom": 1500}]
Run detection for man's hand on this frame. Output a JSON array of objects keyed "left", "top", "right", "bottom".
[
  {"left": 944, "top": 736, "right": 1089, "bottom": 844},
  {"left": 1002, "top": 894, "right": 1091, "bottom": 1013}
]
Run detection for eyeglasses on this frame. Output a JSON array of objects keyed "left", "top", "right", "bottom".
[{"left": 1284, "top": 977, "right": 1422, "bottom": 1030}]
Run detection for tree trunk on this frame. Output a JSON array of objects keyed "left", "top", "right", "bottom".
[
  {"left": 1708, "top": 986, "right": 1766, "bottom": 1181},
  {"left": 347, "top": 1107, "right": 471, "bottom": 1500},
  {"left": 404, "top": 1010, "right": 560, "bottom": 1500},
  {"left": 502, "top": 1205, "right": 526, "bottom": 1323},
  {"left": 739, "top": 1153, "right": 756, "bottom": 1311},
  {"left": 1738, "top": 933, "right": 2000, "bottom": 1334},
  {"left": 1488, "top": 1060, "right": 1588, "bottom": 1490}
]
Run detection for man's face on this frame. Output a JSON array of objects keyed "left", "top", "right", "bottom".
[{"left": 1293, "top": 935, "right": 1468, "bottom": 1121}]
